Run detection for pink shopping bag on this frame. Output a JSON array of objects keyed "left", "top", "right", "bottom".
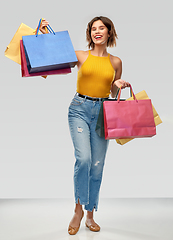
[{"left": 103, "top": 85, "right": 156, "bottom": 140}]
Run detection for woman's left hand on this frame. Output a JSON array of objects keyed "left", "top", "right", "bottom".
[{"left": 114, "top": 79, "right": 130, "bottom": 89}]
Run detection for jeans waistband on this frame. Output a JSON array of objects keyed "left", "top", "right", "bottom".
[{"left": 76, "top": 93, "right": 108, "bottom": 101}]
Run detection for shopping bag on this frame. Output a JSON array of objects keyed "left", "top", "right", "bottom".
[
  {"left": 95, "top": 99, "right": 108, "bottom": 138},
  {"left": 103, "top": 85, "right": 156, "bottom": 140},
  {"left": 116, "top": 90, "right": 162, "bottom": 145},
  {"left": 22, "top": 20, "right": 78, "bottom": 73},
  {"left": 5, "top": 23, "right": 36, "bottom": 64},
  {"left": 96, "top": 98, "right": 126, "bottom": 138},
  {"left": 20, "top": 40, "right": 71, "bottom": 77},
  {"left": 95, "top": 88, "right": 128, "bottom": 137},
  {"left": 96, "top": 88, "right": 162, "bottom": 144}
]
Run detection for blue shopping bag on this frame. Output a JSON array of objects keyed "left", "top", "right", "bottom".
[{"left": 22, "top": 20, "right": 78, "bottom": 73}]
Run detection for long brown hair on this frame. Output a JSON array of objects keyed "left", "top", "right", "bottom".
[{"left": 86, "top": 16, "right": 118, "bottom": 49}]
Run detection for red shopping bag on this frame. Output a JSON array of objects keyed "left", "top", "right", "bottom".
[
  {"left": 103, "top": 85, "right": 156, "bottom": 140},
  {"left": 20, "top": 40, "right": 71, "bottom": 77}
]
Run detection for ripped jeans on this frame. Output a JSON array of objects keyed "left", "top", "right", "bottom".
[{"left": 68, "top": 93, "right": 109, "bottom": 212}]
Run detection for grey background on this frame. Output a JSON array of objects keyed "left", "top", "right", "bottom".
[{"left": 0, "top": 0, "right": 172, "bottom": 198}]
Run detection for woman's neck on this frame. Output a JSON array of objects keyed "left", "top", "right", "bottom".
[{"left": 91, "top": 44, "right": 108, "bottom": 57}]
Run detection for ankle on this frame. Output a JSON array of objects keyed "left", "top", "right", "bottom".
[
  {"left": 75, "top": 209, "right": 83, "bottom": 215},
  {"left": 86, "top": 216, "right": 93, "bottom": 220},
  {"left": 75, "top": 206, "right": 83, "bottom": 214},
  {"left": 87, "top": 212, "right": 93, "bottom": 219}
]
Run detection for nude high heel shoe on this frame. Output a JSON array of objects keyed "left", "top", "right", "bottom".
[{"left": 68, "top": 210, "right": 84, "bottom": 235}]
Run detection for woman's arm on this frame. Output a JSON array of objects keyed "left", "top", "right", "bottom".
[{"left": 110, "top": 56, "right": 130, "bottom": 98}]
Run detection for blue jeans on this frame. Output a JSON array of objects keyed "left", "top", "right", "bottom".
[{"left": 68, "top": 93, "right": 109, "bottom": 212}]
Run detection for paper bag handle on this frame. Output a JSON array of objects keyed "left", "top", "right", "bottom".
[
  {"left": 115, "top": 86, "right": 133, "bottom": 99},
  {"left": 117, "top": 84, "right": 138, "bottom": 103},
  {"left": 35, "top": 18, "right": 55, "bottom": 37}
]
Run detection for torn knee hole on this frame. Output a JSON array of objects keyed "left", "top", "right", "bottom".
[
  {"left": 77, "top": 127, "right": 83, "bottom": 133},
  {"left": 94, "top": 161, "right": 100, "bottom": 166}
]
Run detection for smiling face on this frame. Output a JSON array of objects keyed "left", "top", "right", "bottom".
[{"left": 90, "top": 20, "right": 110, "bottom": 47}]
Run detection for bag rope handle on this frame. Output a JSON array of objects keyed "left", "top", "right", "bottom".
[
  {"left": 117, "top": 84, "right": 138, "bottom": 103},
  {"left": 34, "top": 18, "right": 55, "bottom": 37},
  {"left": 115, "top": 84, "right": 132, "bottom": 100}
]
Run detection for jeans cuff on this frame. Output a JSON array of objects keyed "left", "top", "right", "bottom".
[{"left": 84, "top": 204, "right": 98, "bottom": 212}]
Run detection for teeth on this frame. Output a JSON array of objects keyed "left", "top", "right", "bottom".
[{"left": 95, "top": 36, "right": 102, "bottom": 39}]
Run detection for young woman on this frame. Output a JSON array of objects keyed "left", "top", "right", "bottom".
[{"left": 40, "top": 16, "right": 130, "bottom": 235}]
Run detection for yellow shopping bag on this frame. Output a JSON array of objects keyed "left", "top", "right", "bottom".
[
  {"left": 5, "top": 23, "right": 36, "bottom": 65},
  {"left": 116, "top": 90, "right": 162, "bottom": 145},
  {"left": 5, "top": 21, "right": 48, "bottom": 79}
]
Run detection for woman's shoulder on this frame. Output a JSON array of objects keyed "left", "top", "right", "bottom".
[
  {"left": 109, "top": 54, "right": 122, "bottom": 64},
  {"left": 75, "top": 51, "right": 89, "bottom": 66},
  {"left": 109, "top": 54, "right": 122, "bottom": 70},
  {"left": 75, "top": 50, "right": 89, "bottom": 58}
]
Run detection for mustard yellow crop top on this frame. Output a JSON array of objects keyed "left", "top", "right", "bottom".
[{"left": 76, "top": 50, "right": 115, "bottom": 98}]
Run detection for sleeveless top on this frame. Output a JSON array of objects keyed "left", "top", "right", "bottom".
[{"left": 76, "top": 50, "right": 115, "bottom": 98}]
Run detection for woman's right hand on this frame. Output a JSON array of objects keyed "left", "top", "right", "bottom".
[{"left": 39, "top": 19, "right": 49, "bottom": 34}]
